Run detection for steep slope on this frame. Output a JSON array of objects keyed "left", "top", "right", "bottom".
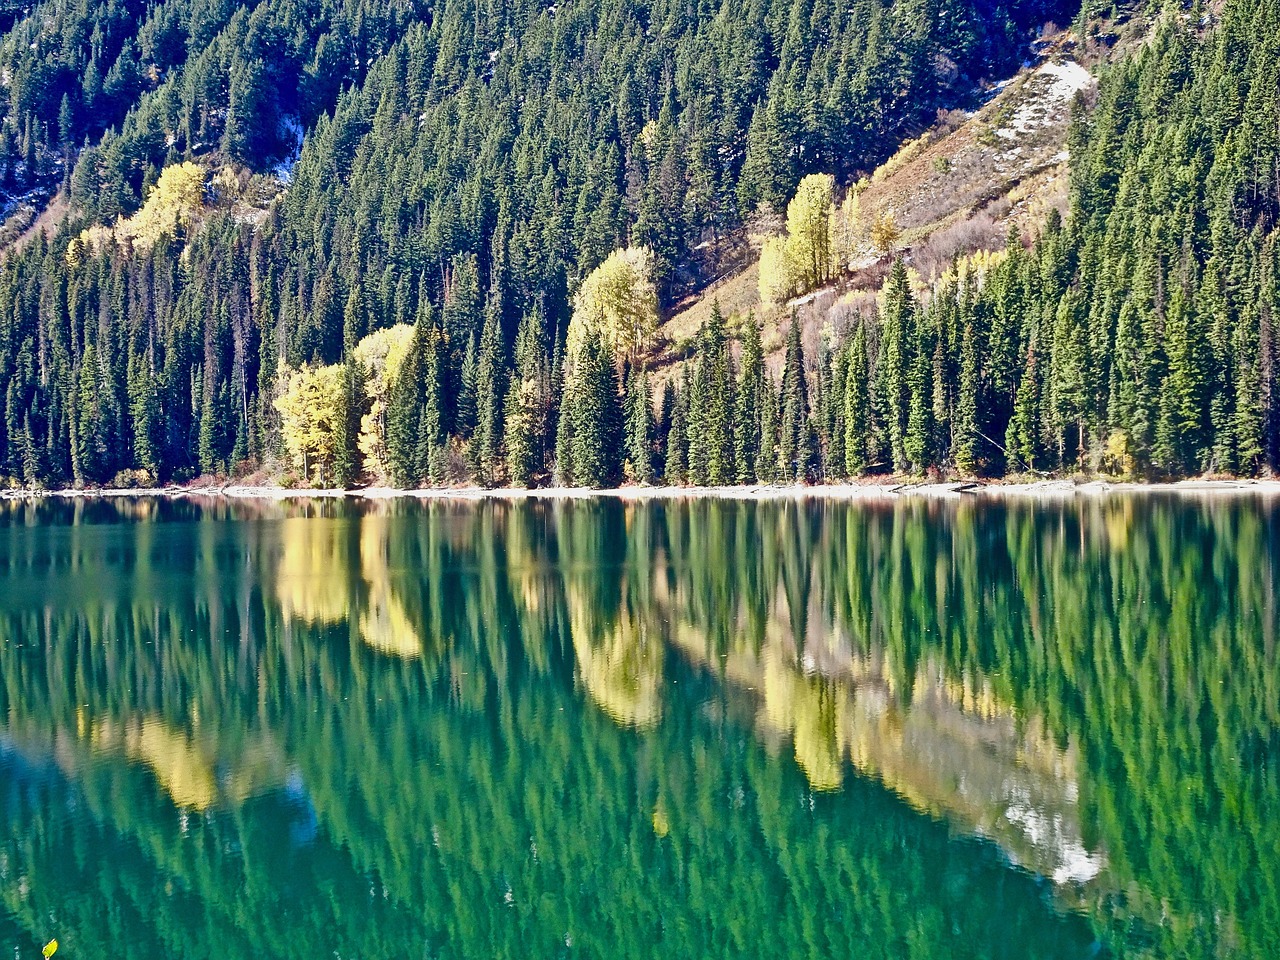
[
  {"left": 662, "top": 26, "right": 1107, "bottom": 360},
  {"left": 667, "top": 0, "right": 1280, "bottom": 482}
]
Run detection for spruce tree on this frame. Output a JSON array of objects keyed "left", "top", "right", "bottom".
[
  {"left": 734, "top": 317, "right": 764, "bottom": 483},
  {"left": 626, "top": 368, "right": 655, "bottom": 484},
  {"left": 658, "top": 379, "right": 677, "bottom": 480},
  {"left": 844, "top": 321, "right": 870, "bottom": 477},
  {"left": 1048, "top": 292, "right": 1088, "bottom": 469},
  {"left": 472, "top": 302, "right": 506, "bottom": 486},
  {"left": 827, "top": 343, "right": 847, "bottom": 479},
  {"left": 903, "top": 316, "right": 934, "bottom": 473},
  {"left": 664, "top": 372, "right": 690, "bottom": 485},
  {"left": 701, "top": 302, "right": 735, "bottom": 484},
  {"left": 758, "top": 372, "right": 780, "bottom": 484},
  {"left": 954, "top": 321, "right": 981, "bottom": 476},
  {"left": 1006, "top": 335, "right": 1042, "bottom": 474},
  {"left": 878, "top": 259, "right": 916, "bottom": 473},
  {"left": 779, "top": 318, "right": 817, "bottom": 482},
  {"left": 687, "top": 341, "right": 708, "bottom": 485},
  {"left": 127, "top": 349, "right": 160, "bottom": 481},
  {"left": 331, "top": 356, "right": 362, "bottom": 489},
  {"left": 569, "top": 332, "right": 623, "bottom": 487}
]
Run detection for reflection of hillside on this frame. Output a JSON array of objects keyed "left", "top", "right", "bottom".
[
  {"left": 4, "top": 714, "right": 287, "bottom": 812},
  {"left": 1, "top": 494, "right": 1277, "bottom": 960},
  {"left": 567, "top": 585, "right": 662, "bottom": 728},
  {"left": 275, "top": 513, "right": 423, "bottom": 658},
  {"left": 357, "top": 516, "right": 423, "bottom": 658},
  {"left": 669, "top": 617, "right": 1103, "bottom": 886}
]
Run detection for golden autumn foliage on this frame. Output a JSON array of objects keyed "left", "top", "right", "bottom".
[
  {"left": 274, "top": 364, "right": 346, "bottom": 486},
  {"left": 568, "top": 246, "right": 659, "bottom": 365},
  {"left": 784, "top": 173, "right": 835, "bottom": 290},
  {"left": 829, "top": 188, "right": 864, "bottom": 273},
  {"left": 869, "top": 210, "right": 902, "bottom": 257},
  {"left": 354, "top": 324, "right": 415, "bottom": 483},
  {"left": 70, "top": 162, "right": 206, "bottom": 261},
  {"left": 757, "top": 173, "right": 835, "bottom": 306},
  {"left": 757, "top": 235, "right": 794, "bottom": 307}
]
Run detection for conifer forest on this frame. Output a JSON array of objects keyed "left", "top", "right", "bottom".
[{"left": 0, "top": 0, "right": 1276, "bottom": 489}]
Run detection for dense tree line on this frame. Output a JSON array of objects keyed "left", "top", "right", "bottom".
[
  {"left": 0, "top": 0, "right": 1073, "bottom": 488},
  {"left": 1, "top": 0, "right": 1278, "bottom": 486}
]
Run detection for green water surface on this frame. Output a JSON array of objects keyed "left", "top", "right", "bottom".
[{"left": 0, "top": 494, "right": 1277, "bottom": 959}]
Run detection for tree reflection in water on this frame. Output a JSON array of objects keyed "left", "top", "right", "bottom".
[{"left": 0, "top": 492, "right": 1276, "bottom": 959}]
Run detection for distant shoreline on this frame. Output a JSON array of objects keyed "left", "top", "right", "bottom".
[{"left": 5, "top": 478, "right": 1280, "bottom": 501}]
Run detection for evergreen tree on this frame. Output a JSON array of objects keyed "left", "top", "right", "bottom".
[
  {"left": 472, "top": 302, "right": 506, "bottom": 486},
  {"left": 1007, "top": 335, "right": 1042, "bottom": 474},
  {"left": 331, "top": 356, "right": 362, "bottom": 488},
  {"left": 699, "top": 303, "right": 735, "bottom": 484},
  {"left": 658, "top": 379, "right": 677, "bottom": 480},
  {"left": 758, "top": 373, "right": 781, "bottom": 484},
  {"left": 734, "top": 317, "right": 764, "bottom": 483},
  {"left": 779, "top": 318, "right": 817, "bottom": 482},
  {"left": 569, "top": 333, "right": 623, "bottom": 488},
  {"left": 844, "top": 321, "right": 870, "bottom": 477},
  {"left": 904, "top": 316, "right": 935, "bottom": 473},
  {"left": 954, "top": 321, "right": 982, "bottom": 476},
  {"left": 626, "top": 368, "right": 655, "bottom": 484},
  {"left": 664, "top": 372, "right": 690, "bottom": 485},
  {"left": 878, "top": 259, "right": 916, "bottom": 473}
]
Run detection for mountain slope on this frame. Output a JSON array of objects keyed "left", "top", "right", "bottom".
[{"left": 0, "top": 0, "right": 1277, "bottom": 488}]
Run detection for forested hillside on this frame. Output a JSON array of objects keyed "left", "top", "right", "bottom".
[{"left": 0, "top": 0, "right": 1274, "bottom": 488}]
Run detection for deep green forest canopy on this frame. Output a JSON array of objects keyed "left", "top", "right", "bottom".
[{"left": 0, "top": 0, "right": 1276, "bottom": 487}]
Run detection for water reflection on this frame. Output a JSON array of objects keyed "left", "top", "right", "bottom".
[{"left": 0, "top": 492, "right": 1276, "bottom": 959}]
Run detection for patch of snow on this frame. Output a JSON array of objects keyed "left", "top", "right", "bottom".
[
  {"left": 992, "top": 59, "right": 1093, "bottom": 142},
  {"left": 273, "top": 115, "right": 305, "bottom": 185},
  {"left": 1040, "top": 59, "right": 1092, "bottom": 99}
]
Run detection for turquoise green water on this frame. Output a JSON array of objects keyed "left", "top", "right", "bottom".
[{"left": 0, "top": 494, "right": 1277, "bottom": 959}]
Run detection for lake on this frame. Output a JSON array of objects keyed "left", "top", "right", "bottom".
[{"left": 0, "top": 493, "right": 1277, "bottom": 959}]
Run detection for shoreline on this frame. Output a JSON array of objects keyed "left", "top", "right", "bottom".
[{"left": 4, "top": 477, "right": 1280, "bottom": 501}]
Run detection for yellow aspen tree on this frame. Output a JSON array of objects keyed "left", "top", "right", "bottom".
[
  {"left": 354, "top": 324, "right": 415, "bottom": 482},
  {"left": 783, "top": 173, "right": 834, "bottom": 291},
  {"left": 568, "top": 246, "right": 660, "bottom": 366},
  {"left": 758, "top": 235, "right": 794, "bottom": 307},
  {"left": 870, "top": 210, "right": 902, "bottom": 258},
  {"left": 274, "top": 364, "right": 346, "bottom": 486},
  {"left": 829, "top": 188, "right": 863, "bottom": 274}
]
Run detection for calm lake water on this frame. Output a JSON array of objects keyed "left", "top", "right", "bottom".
[{"left": 0, "top": 493, "right": 1277, "bottom": 959}]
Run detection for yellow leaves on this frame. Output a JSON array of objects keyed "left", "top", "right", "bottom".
[
  {"left": 935, "top": 247, "right": 1008, "bottom": 288},
  {"left": 353, "top": 324, "right": 414, "bottom": 483},
  {"left": 72, "top": 162, "right": 206, "bottom": 260},
  {"left": 273, "top": 364, "right": 346, "bottom": 487},
  {"left": 757, "top": 173, "right": 836, "bottom": 307},
  {"left": 757, "top": 234, "right": 794, "bottom": 308},
  {"left": 869, "top": 210, "right": 902, "bottom": 258},
  {"left": 652, "top": 801, "right": 670, "bottom": 838},
  {"left": 784, "top": 172, "right": 834, "bottom": 290},
  {"left": 276, "top": 517, "right": 351, "bottom": 624},
  {"left": 354, "top": 324, "right": 414, "bottom": 400},
  {"left": 829, "top": 189, "right": 863, "bottom": 273},
  {"left": 1100, "top": 429, "right": 1136, "bottom": 479},
  {"left": 568, "top": 246, "right": 659, "bottom": 367}
]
